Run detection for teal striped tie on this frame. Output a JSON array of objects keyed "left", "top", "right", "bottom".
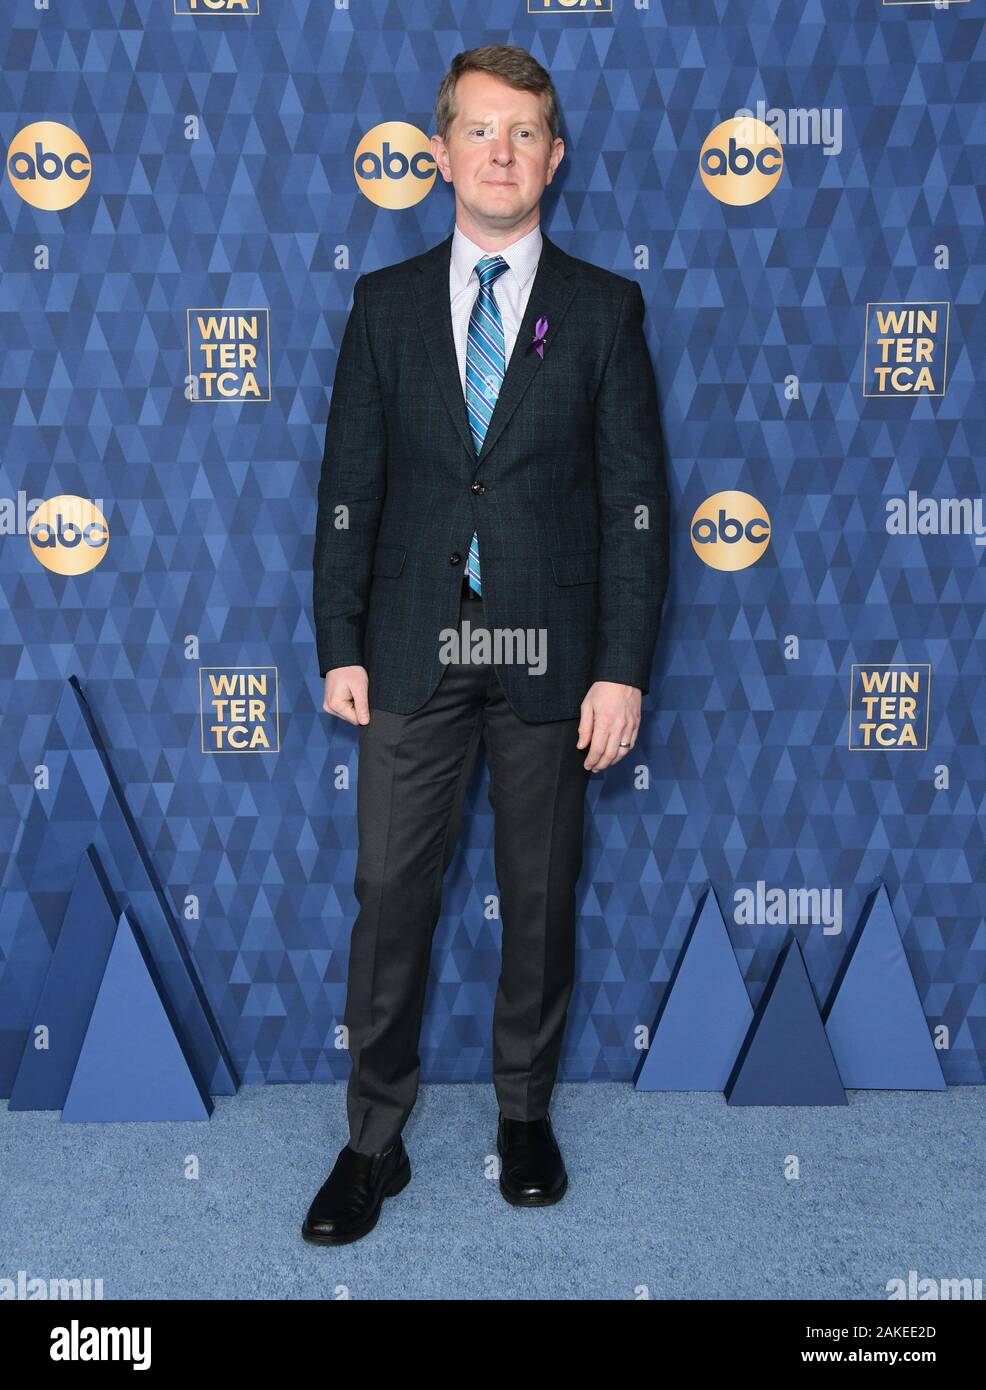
[{"left": 464, "top": 255, "right": 509, "bottom": 596}]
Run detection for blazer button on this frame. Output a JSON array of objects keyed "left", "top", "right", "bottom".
[
  {"left": 470, "top": 480, "right": 485, "bottom": 494},
  {"left": 449, "top": 552, "right": 462, "bottom": 565}
]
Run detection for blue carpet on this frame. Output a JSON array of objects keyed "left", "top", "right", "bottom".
[{"left": 1, "top": 1084, "right": 982, "bottom": 1300}]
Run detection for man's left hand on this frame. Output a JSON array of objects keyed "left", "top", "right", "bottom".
[{"left": 577, "top": 682, "right": 641, "bottom": 771}]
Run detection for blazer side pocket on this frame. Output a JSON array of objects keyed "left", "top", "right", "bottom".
[
  {"left": 371, "top": 543, "right": 407, "bottom": 577},
  {"left": 550, "top": 548, "right": 599, "bottom": 585}
]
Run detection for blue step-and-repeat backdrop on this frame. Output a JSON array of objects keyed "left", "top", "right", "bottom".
[{"left": 1, "top": 0, "right": 983, "bottom": 1098}]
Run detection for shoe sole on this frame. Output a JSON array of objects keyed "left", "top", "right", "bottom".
[
  {"left": 497, "top": 1172, "right": 568, "bottom": 1207},
  {"left": 301, "top": 1156, "right": 412, "bottom": 1246}
]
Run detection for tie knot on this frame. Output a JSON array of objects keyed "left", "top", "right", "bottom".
[{"left": 476, "top": 255, "right": 509, "bottom": 289}]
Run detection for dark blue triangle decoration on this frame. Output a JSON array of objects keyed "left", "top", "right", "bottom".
[
  {"left": 8, "top": 845, "right": 122, "bottom": 1111},
  {"left": 61, "top": 906, "right": 212, "bottom": 1123},
  {"left": 823, "top": 882, "right": 946, "bottom": 1091},
  {"left": 635, "top": 884, "right": 753, "bottom": 1091},
  {"left": 726, "top": 934, "right": 847, "bottom": 1106},
  {"left": 0, "top": 675, "right": 237, "bottom": 1099}
]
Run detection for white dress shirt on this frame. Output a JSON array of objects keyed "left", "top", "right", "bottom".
[{"left": 449, "top": 222, "right": 543, "bottom": 398}]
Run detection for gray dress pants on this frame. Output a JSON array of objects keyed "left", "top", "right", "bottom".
[{"left": 343, "top": 581, "right": 591, "bottom": 1155}]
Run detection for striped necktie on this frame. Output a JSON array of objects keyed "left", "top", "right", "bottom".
[{"left": 464, "top": 255, "right": 510, "bottom": 596}]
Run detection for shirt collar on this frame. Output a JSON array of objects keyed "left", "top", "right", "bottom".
[{"left": 450, "top": 221, "right": 542, "bottom": 295}]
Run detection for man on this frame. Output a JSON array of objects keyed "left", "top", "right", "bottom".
[{"left": 305, "top": 44, "right": 669, "bottom": 1245}]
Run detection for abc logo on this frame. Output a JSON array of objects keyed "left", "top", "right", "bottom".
[
  {"left": 699, "top": 117, "right": 783, "bottom": 206},
  {"left": 5, "top": 122, "right": 92, "bottom": 211},
  {"left": 691, "top": 491, "right": 771, "bottom": 571},
  {"left": 29, "top": 495, "right": 109, "bottom": 575},
  {"left": 354, "top": 122, "right": 436, "bottom": 209}
]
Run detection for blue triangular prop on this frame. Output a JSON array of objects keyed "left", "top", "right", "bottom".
[
  {"left": 0, "top": 674, "right": 236, "bottom": 1098},
  {"left": 62, "top": 907, "right": 213, "bottom": 1122},
  {"left": 9, "top": 846, "right": 121, "bottom": 1110},
  {"left": 635, "top": 884, "right": 753, "bottom": 1090},
  {"left": 823, "top": 882, "right": 946, "bottom": 1089},
  {"left": 726, "top": 935, "right": 847, "bottom": 1105}
]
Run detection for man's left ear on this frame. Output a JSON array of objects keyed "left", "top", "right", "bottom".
[{"left": 430, "top": 136, "right": 451, "bottom": 183}]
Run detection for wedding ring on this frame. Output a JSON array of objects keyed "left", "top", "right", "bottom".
[{"left": 619, "top": 741, "right": 630, "bottom": 747}]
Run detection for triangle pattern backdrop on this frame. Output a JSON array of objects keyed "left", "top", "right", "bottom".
[
  {"left": 0, "top": 1, "right": 983, "bottom": 1084},
  {"left": 0, "top": 677, "right": 236, "bottom": 1098}
]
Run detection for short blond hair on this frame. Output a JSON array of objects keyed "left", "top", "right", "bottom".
[{"left": 434, "top": 44, "right": 561, "bottom": 144}]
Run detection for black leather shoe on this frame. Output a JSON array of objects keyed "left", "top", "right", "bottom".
[
  {"left": 301, "top": 1137, "right": 411, "bottom": 1245},
  {"left": 496, "top": 1112, "right": 568, "bottom": 1206}
]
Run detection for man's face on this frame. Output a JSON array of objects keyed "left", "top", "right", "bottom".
[{"left": 431, "top": 69, "right": 564, "bottom": 232}]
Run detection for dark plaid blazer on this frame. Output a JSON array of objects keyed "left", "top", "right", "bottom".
[{"left": 313, "top": 228, "right": 670, "bottom": 722}]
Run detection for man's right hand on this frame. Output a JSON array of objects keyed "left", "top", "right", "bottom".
[{"left": 323, "top": 666, "right": 370, "bottom": 725}]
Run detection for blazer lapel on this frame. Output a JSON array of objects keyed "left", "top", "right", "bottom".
[
  {"left": 411, "top": 228, "right": 579, "bottom": 469},
  {"left": 412, "top": 233, "right": 474, "bottom": 462}
]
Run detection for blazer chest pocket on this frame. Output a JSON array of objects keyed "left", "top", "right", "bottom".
[
  {"left": 372, "top": 543, "right": 407, "bottom": 577},
  {"left": 550, "top": 548, "right": 599, "bottom": 585}
]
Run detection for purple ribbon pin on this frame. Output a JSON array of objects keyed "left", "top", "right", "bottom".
[{"left": 527, "top": 315, "right": 549, "bottom": 358}]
